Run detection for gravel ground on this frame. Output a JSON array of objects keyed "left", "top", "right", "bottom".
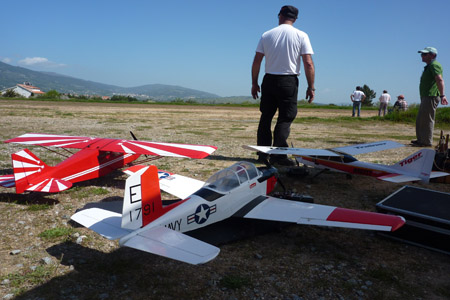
[{"left": 1, "top": 100, "right": 449, "bottom": 300}]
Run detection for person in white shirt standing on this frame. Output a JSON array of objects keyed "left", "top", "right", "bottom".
[
  {"left": 251, "top": 5, "right": 315, "bottom": 166},
  {"left": 350, "top": 86, "right": 366, "bottom": 117},
  {"left": 378, "top": 90, "right": 391, "bottom": 116}
]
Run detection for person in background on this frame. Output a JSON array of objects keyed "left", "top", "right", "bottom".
[
  {"left": 378, "top": 90, "right": 391, "bottom": 116},
  {"left": 393, "top": 95, "right": 408, "bottom": 111},
  {"left": 412, "top": 47, "right": 448, "bottom": 147},
  {"left": 251, "top": 5, "right": 315, "bottom": 166},
  {"left": 350, "top": 86, "right": 366, "bottom": 117}
]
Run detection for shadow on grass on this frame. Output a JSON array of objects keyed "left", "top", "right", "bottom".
[{"left": 0, "top": 192, "right": 59, "bottom": 205}]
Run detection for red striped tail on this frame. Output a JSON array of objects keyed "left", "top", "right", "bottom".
[{"left": 12, "top": 149, "right": 51, "bottom": 193}]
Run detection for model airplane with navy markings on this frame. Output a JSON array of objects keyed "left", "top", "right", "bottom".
[
  {"left": 71, "top": 161, "right": 405, "bottom": 265},
  {"left": 0, "top": 133, "right": 216, "bottom": 193},
  {"left": 244, "top": 140, "right": 449, "bottom": 183}
]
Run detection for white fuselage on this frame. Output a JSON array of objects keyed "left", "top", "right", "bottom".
[{"left": 120, "top": 174, "right": 270, "bottom": 245}]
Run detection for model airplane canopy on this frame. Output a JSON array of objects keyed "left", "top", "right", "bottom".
[
  {"left": 0, "top": 133, "right": 217, "bottom": 193},
  {"left": 72, "top": 161, "right": 405, "bottom": 265}
]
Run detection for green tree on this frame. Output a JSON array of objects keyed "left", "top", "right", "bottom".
[
  {"left": 111, "top": 95, "right": 138, "bottom": 102},
  {"left": 361, "top": 84, "right": 376, "bottom": 107},
  {"left": 41, "top": 90, "right": 61, "bottom": 99},
  {"left": 3, "top": 89, "right": 19, "bottom": 98}
]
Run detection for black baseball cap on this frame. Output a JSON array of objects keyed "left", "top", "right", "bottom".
[{"left": 279, "top": 5, "right": 298, "bottom": 19}]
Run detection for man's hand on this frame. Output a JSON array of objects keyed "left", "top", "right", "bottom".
[
  {"left": 441, "top": 95, "right": 448, "bottom": 105},
  {"left": 252, "top": 84, "right": 260, "bottom": 99},
  {"left": 306, "top": 88, "right": 315, "bottom": 103},
  {"left": 251, "top": 52, "right": 264, "bottom": 100}
]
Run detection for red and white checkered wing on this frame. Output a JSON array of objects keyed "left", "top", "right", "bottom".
[{"left": 5, "top": 133, "right": 97, "bottom": 149}]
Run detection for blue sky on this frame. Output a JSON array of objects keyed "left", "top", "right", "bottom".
[{"left": 1, "top": 0, "right": 449, "bottom": 104}]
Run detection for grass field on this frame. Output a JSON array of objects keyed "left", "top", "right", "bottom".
[{"left": 1, "top": 99, "right": 450, "bottom": 300}]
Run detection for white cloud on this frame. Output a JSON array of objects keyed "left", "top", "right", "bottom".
[
  {"left": 1, "top": 57, "right": 12, "bottom": 63},
  {"left": 19, "top": 57, "right": 48, "bottom": 65},
  {"left": 18, "top": 57, "right": 66, "bottom": 68}
]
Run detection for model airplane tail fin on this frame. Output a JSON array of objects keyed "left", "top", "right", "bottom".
[
  {"left": 122, "top": 165, "right": 185, "bottom": 230},
  {"left": 12, "top": 149, "right": 52, "bottom": 193},
  {"left": 389, "top": 149, "right": 435, "bottom": 183},
  {"left": 122, "top": 165, "right": 161, "bottom": 229}
]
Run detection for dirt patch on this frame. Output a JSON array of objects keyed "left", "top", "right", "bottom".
[{"left": 1, "top": 100, "right": 449, "bottom": 300}]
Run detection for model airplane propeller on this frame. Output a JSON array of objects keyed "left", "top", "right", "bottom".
[
  {"left": 0, "top": 133, "right": 217, "bottom": 193},
  {"left": 71, "top": 161, "right": 405, "bottom": 265},
  {"left": 244, "top": 140, "right": 449, "bottom": 183}
]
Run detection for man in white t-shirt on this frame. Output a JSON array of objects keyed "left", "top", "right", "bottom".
[
  {"left": 350, "top": 86, "right": 366, "bottom": 117},
  {"left": 378, "top": 90, "right": 391, "bottom": 116},
  {"left": 251, "top": 5, "right": 315, "bottom": 166}
]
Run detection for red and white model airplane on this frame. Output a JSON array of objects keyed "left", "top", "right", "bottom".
[
  {"left": 71, "top": 161, "right": 405, "bottom": 265},
  {"left": 0, "top": 133, "right": 216, "bottom": 193},
  {"left": 245, "top": 140, "right": 449, "bottom": 183}
]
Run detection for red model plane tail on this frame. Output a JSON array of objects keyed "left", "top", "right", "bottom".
[
  {"left": 11, "top": 149, "right": 72, "bottom": 194},
  {"left": 13, "top": 149, "right": 49, "bottom": 193},
  {"left": 121, "top": 165, "right": 185, "bottom": 230}
]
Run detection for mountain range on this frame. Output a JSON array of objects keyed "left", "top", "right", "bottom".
[{"left": 0, "top": 61, "right": 221, "bottom": 100}]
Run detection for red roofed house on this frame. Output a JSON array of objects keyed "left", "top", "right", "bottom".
[{"left": 11, "top": 82, "right": 45, "bottom": 98}]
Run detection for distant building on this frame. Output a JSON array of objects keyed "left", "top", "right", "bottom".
[{"left": 2, "top": 82, "right": 45, "bottom": 98}]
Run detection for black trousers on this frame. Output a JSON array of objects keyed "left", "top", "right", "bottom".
[{"left": 257, "top": 74, "right": 299, "bottom": 148}]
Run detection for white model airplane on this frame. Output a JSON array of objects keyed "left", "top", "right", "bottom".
[
  {"left": 71, "top": 161, "right": 405, "bottom": 265},
  {"left": 244, "top": 140, "right": 449, "bottom": 183}
]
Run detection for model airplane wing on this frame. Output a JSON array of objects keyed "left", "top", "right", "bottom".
[
  {"left": 120, "top": 226, "right": 220, "bottom": 265},
  {"left": 238, "top": 196, "right": 404, "bottom": 232},
  {"left": 330, "top": 140, "right": 405, "bottom": 156},
  {"left": 124, "top": 165, "right": 205, "bottom": 199},
  {"left": 5, "top": 133, "right": 99, "bottom": 149},
  {"left": 5, "top": 133, "right": 217, "bottom": 159},
  {"left": 101, "top": 140, "right": 217, "bottom": 159},
  {"left": 158, "top": 170, "right": 205, "bottom": 199},
  {"left": 243, "top": 145, "right": 340, "bottom": 157}
]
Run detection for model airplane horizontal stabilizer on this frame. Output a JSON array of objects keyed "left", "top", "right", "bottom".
[
  {"left": 2, "top": 133, "right": 217, "bottom": 193},
  {"left": 120, "top": 226, "right": 220, "bottom": 265},
  {"left": 71, "top": 208, "right": 131, "bottom": 240},
  {"left": 72, "top": 161, "right": 406, "bottom": 264},
  {"left": 0, "top": 175, "right": 15, "bottom": 188}
]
